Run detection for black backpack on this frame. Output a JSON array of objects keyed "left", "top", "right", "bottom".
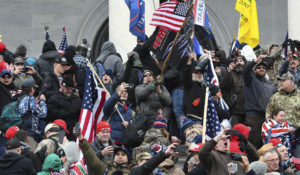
[{"left": 123, "top": 114, "right": 147, "bottom": 148}]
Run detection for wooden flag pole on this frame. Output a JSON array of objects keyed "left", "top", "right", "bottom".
[
  {"left": 161, "top": 3, "right": 194, "bottom": 75},
  {"left": 85, "top": 57, "right": 125, "bottom": 122},
  {"left": 201, "top": 86, "right": 209, "bottom": 144}
]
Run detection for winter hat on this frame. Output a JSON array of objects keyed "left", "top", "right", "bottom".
[
  {"left": 5, "top": 126, "right": 19, "bottom": 140},
  {"left": 0, "top": 42, "right": 6, "bottom": 52},
  {"left": 53, "top": 119, "right": 69, "bottom": 134},
  {"left": 96, "top": 121, "right": 111, "bottom": 133},
  {"left": 103, "top": 69, "right": 113, "bottom": 79},
  {"left": 6, "top": 137, "right": 20, "bottom": 150},
  {"left": 113, "top": 146, "right": 130, "bottom": 159},
  {"left": 14, "top": 56, "right": 25, "bottom": 64},
  {"left": 62, "top": 141, "right": 80, "bottom": 163},
  {"left": 25, "top": 57, "right": 36, "bottom": 67},
  {"left": 180, "top": 116, "right": 196, "bottom": 135},
  {"left": 153, "top": 119, "right": 168, "bottom": 130},
  {"left": 267, "top": 138, "right": 282, "bottom": 147},
  {"left": 73, "top": 55, "right": 87, "bottom": 70},
  {"left": 42, "top": 40, "right": 57, "bottom": 53},
  {"left": 64, "top": 45, "right": 76, "bottom": 65},
  {"left": 249, "top": 161, "right": 268, "bottom": 175},
  {"left": 213, "top": 61, "right": 220, "bottom": 68},
  {"left": 62, "top": 75, "right": 74, "bottom": 87},
  {"left": 0, "top": 60, "right": 8, "bottom": 73},
  {"left": 0, "top": 68, "right": 12, "bottom": 77}
]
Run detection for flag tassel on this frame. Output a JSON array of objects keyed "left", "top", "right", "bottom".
[{"left": 161, "top": 3, "right": 194, "bottom": 75}]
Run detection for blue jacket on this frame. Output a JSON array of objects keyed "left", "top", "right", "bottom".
[
  {"left": 103, "top": 93, "right": 132, "bottom": 143},
  {"left": 243, "top": 61, "right": 275, "bottom": 117}
]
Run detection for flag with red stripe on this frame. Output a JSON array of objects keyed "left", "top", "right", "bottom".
[
  {"left": 79, "top": 66, "right": 108, "bottom": 143},
  {"left": 150, "top": 1, "right": 190, "bottom": 32}
]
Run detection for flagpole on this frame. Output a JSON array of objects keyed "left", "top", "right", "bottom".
[
  {"left": 161, "top": 3, "right": 194, "bottom": 75},
  {"left": 85, "top": 57, "right": 125, "bottom": 122},
  {"left": 202, "top": 86, "right": 209, "bottom": 144}
]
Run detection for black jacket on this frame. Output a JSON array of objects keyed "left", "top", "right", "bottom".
[
  {"left": 20, "top": 141, "right": 42, "bottom": 172},
  {"left": 183, "top": 64, "right": 206, "bottom": 120},
  {"left": 243, "top": 61, "right": 275, "bottom": 117},
  {"left": 47, "top": 92, "right": 81, "bottom": 133},
  {"left": 41, "top": 72, "right": 61, "bottom": 99},
  {"left": 129, "top": 151, "right": 168, "bottom": 175},
  {"left": 0, "top": 152, "right": 36, "bottom": 175},
  {"left": 36, "top": 50, "right": 62, "bottom": 78}
]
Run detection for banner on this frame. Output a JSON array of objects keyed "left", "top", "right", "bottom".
[{"left": 194, "top": 0, "right": 212, "bottom": 39}]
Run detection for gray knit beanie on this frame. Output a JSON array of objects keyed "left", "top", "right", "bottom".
[{"left": 250, "top": 161, "right": 268, "bottom": 175}]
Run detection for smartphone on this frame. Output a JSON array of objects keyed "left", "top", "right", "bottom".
[
  {"left": 74, "top": 122, "right": 81, "bottom": 137},
  {"left": 59, "top": 130, "right": 65, "bottom": 144},
  {"left": 227, "top": 129, "right": 239, "bottom": 135},
  {"left": 174, "top": 145, "right": 188, "bottom": 154},
  {"left": 229, "top": 163, "right": 237, "bottom": 172}
]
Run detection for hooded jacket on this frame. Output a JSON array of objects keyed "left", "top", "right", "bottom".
[
  {"left": 0, "top": 81, "right": 19, "bottom": 115},
  {"left": 38, "top": 153, "right": 62, "bottom": 175},
  {"left": 95, "top": 41, "right": 124, "bottom": 86},
  {"left": 0, "top": 151, "right": 36, "bottom": 175},
  {"left": 36, "top": 50, "right": 62, "bottom": 79},
  {"left": 62, "top": 141, "right": 87, "bottom": 175},
  {"left": 20, "top": 141, "right": 42, "bottom": 172}
]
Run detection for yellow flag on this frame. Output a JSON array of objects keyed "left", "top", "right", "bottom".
[{"left": 235, "top": 0, "right": 259, "bottom": 48}]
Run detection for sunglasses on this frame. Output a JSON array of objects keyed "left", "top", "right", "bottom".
[
  {"left": 256, "top": 66, "right": 266, "bottom": 70},
  {"left": 274, "top": 143, "right": 283, "bottom": 149},
  {"left": 143, "top": 73, "right": 153, "bottom": 77},
  {"left": 1, "top": 74, "right": 12, "bottom": 79}
]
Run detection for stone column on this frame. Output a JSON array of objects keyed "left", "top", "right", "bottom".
[
  {"left": 288, "top": 0, "right": 300, "bottom": 40},
  {"left": 110, "top": 1, "right": 159, "bottom": 61}
]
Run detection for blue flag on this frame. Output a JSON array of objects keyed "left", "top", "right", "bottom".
[
  {"left": 125, "top": 0, "right": 146, "bottom": 41},
  {"left": 193, "top": 37, "right": 204, "bottom": 55}
]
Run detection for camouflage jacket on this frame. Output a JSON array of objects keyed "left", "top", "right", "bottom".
[{"left": 266, "top": 86, "right": 300, "bottom": 127}]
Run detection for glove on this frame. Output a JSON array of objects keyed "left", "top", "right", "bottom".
[{"left": 156, "top": 75, "right": 164, "bottom": 84}]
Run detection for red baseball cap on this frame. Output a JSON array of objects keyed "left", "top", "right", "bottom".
[
  {"left": 53, "top": 119, "right": 69, "bottom": 134},
  {"left": 189, "top": 143, "right": 204, "bottom": 152},
  {"left": 96, "top": 121, "right": 111, "bottom": 133},
  {"left": 0, "top": 60, "right": 8, "bottom": 73},
  {"left": 5, "top": 126, "right": 19, "bottom": 140}
]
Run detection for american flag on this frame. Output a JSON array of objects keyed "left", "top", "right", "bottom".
[
  {"left": 206, "top": 93, "right": 221, "bottom": 139},
  {"left": 58, "top": 27, "right": 68, "bottom": 55},
  {"left": 79, "top": 66, "right": 108, "bottom": 143},
  {"left": 150, "top": 1, "right": 190, "bottom": 32},
  {"left": 206, "top": 56, "right": 229, "bottom": 110}
]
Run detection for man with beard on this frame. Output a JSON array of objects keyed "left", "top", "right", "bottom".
[
  {"left": 46, "top": 75, "right": 81, "bottom": 141},
  {"left": 182, "top": 53, "right": 208, "bottom": 123},
  {"left": 220, "top": 56, "right": 246, "bottom": 126},
  {"left": 279, "top": 52, "right": 300, "bottom": 88},
  {"left": 243, "top": 55, "right": 275, "bottom": 149},
  {"left": 103, "top": 82, "right": 133, "bottom": 145},
  {"left": 60, "top": 141, "right": 87, "bottom": 175}
]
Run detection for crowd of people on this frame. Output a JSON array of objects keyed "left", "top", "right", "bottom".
[{"left": 0, "top": 32, "right": 299, "bottom": 175}]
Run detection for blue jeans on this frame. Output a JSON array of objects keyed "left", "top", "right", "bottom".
[
  {"left": 0, "top": 136, "right": 6, "bottom": 156},
  {"left": 172, "top": 88, "right": 185, "bottom": 120}
]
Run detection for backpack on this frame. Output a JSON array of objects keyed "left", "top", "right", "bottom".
[
  {"left": 0, "top": 96, "right": 24, "bottom": 131},
  {"left": 123, "top": 114, "right": 147, "bottom": 148}
]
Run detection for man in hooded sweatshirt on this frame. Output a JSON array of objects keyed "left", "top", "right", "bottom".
[
  {"left": 60, "top": 141, "right": 87, "bottom": 175},
  {"left": 36, "top": 40, "right": 62, "bottom": 79},
  {"left": 0, "top": 138, "right": 36, "bottom": 175},
  {"left": 95, "top": 41, "right": 124, "bottom": 87},
  {"left": 38, "top": 153, "right": 63, "bottom": 175}
]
